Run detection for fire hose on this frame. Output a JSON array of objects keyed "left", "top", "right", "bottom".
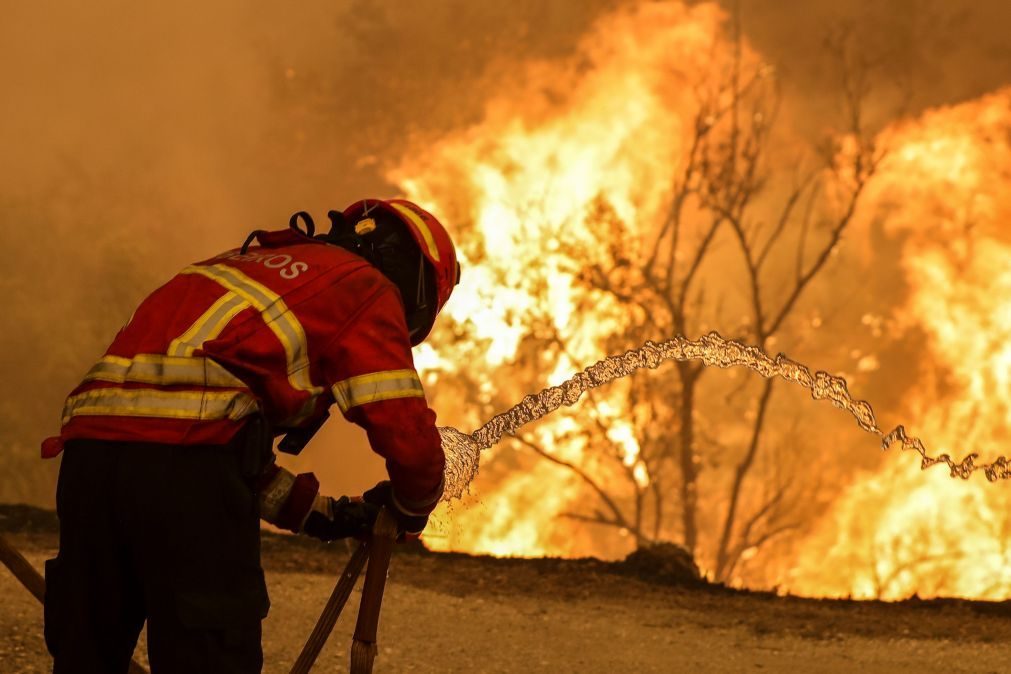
[
  {"left": 1, "top": 507, "right": 400, "bottom": 674},
  {"left": 291, "top": 506, "right": 400, "bottom": 674}
]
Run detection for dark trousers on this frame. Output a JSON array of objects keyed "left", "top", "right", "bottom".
[{"left": 45, "top": 433, "right": 271, "bottom": 673}]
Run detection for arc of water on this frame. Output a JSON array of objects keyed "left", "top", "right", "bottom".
[{"left": 437, "top": 331, "right": 1006, "bottom": 501}]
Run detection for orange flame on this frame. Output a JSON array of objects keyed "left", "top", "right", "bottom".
[
  {"left": 393, "top": 0, "right": 1011, "bottom": 600},
  {"left": 397, "top": 1, "right": 736, "bottom": 559},
  {"left": 786, "top": 90, "right": 1011, "bottom": 599}
]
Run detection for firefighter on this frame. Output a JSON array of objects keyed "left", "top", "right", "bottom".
[{"left": 41, "top": 199, "right": 460, "bottom": 673}]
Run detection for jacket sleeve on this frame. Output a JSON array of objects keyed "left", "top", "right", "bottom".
[{"left": 320, "top": 285, "right": 445, "bottom": 515}]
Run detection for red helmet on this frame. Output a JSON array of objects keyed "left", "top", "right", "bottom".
[{"left": 342, "top": 198, "right": 461, "bottom": 343}]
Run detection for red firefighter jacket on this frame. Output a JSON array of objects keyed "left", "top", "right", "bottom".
[{"left": 42, "top": 228, "right": 445, "bottom": 514}]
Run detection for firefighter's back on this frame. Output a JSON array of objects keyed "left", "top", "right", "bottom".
[{"left": 46, "top": 228, "right": 394, "bottom": 455}]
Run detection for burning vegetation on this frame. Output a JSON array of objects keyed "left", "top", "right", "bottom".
[
  {"left": 389, "top": 3, "right": 1011, "bottom": 601},
  {"left": 788, "top": 90, "right": 1011, "bottom": 600}
]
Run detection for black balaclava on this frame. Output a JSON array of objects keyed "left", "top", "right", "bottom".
[{"left": 319, "top": 209, "right": 438, "bottom": 344}]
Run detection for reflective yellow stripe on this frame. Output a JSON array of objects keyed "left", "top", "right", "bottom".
[
  {"left": 390, "top": 203, "right": 441, "bottom": 262},
  {"left": 331, "top": 369, "right": 425, "bottom": 412},
  {"left": 168, "top": 292, "right": 249, "bottom": 357},
  {"left": 180, "top": 265, "right": 323, "bottom": 403},
  {"left": 62, "top": 388, "right": 258, "bottom": 425},
  {"left": 82, "top": 354, "right": 246, "bottom": 388}
]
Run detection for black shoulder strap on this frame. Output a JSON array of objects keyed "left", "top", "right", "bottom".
[
  {"left": 277, "top": 411, "right": 330, "bottom": 455},
  {"left": 289, "top": 211, "right": 316, "bottom": 237}
]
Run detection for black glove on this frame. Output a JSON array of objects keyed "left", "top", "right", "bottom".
[
  {"left": 302, "top": 496, "right": 381, "bottom": 542},
  {"left": 362, "top": 481, "right": 429, "bottom": 537}
]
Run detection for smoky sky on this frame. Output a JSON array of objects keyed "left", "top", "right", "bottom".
[
  {"left": 729, "top": 0, "right": 1011, "bottom": 137},
  {"left": 2, "top": 0, "right": 1008, "bottom": 506}
]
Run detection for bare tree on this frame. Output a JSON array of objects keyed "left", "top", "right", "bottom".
[{"left": 489, "top": 20, "right": 884, "bottom": 580}]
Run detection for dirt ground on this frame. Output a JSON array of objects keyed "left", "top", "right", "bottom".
[{"left": 2, "top": 507, "right": 1010, "bottom": 673}]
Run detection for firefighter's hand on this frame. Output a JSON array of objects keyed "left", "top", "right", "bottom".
[
  {"left": 362, "top": 481, "right": 429, "bottom": 540},
  {"left": 302, "top": 496, "right": 381, "bottom": 542}
]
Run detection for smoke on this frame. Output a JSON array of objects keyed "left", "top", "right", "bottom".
[
  {"left": 723, "top": 0, "right": 1011, "bottom": 135},
  {"left": 0, "top": 0, "right": 618, "bottom": 504}
]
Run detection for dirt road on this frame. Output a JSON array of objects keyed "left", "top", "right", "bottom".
[{"left": 1, "top": 529, "right": 1009, "bottom": 673}]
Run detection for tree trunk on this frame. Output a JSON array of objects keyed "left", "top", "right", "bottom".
[{"left": 677, "top": 363, "right": 699, "bottom": 555}]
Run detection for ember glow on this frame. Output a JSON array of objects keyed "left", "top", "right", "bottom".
[
  {"left": 787, "top": 90, "right": 1011, "bottom": 600},
  {"left": 397, "top": 1, "right": 737, "bottom": 561},
  {"left": 392, "top": 2, "right": 1011, "bottom": 600}
]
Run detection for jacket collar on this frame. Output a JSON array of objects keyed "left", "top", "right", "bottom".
[{"left": 246, "top": 228, "right": 321, "bottom": 249}]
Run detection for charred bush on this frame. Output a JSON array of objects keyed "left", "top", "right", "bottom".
[{"left": 618, "top": 542, "right": 703, "bottom": 587}]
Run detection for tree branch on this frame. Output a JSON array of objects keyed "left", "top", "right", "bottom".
[
  {"left": 766, "top": 175, "right": 868, "bottom": 336},
  {"left": 512, "top": 434, "right": 634, "bottom": 536},
  {"left": 715, "top": 378, "right": 776, "bottom": 578},
  {"left": 756, "top": 171, "right": 816, "bottom": 270}
]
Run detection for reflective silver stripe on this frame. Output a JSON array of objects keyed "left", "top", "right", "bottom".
[
  {"left": 180, "top": 264, "right": 322, "bottom": 402},
  {"left": 331, "top": 369, "right": 425, "bottom": 412},
  {"left": 62, "top": 388, "right": 258, "bottom": 425},
  {"left": 82, "top": 354, "right": 246, "bottom": 388},
  {"left": 168, "top": 293, "right": 250, "bottom": 357},
  {"left": 259, "top": 468, "right": 296, "bottom": 525}
]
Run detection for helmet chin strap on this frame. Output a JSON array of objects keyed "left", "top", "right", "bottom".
[
  {"left": 408, "top": 249, "right": 437, "bottom": 342},
  {"left": 415, "top": 249, "right": 427, "bottom": 307}
]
